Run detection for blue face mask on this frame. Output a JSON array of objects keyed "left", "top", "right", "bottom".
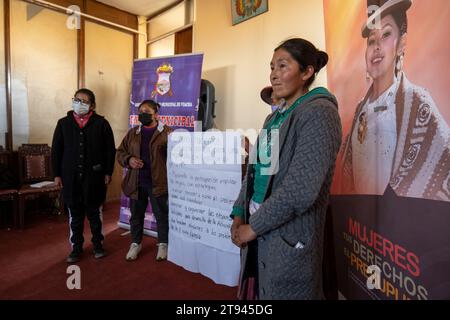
[{"left": 72, "top": 98, "right": 90, "bottom": 115}]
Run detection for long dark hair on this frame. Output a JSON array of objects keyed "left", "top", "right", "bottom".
[
  {"left": 275, "top": 38, "right": 328, "bottom": 89},
  {"left": 390, "top": 10, "right": 408, "bottom": 36}
]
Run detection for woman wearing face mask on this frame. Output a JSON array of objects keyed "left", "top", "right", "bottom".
[
  {"left": 52, "top": 88, "right": 116, "bottom": 263},
  {"left": 339, "top": 0, "right": 449, "bottom": 201},
  {"left": 230, "top": 38, "right": 342, "bottom": 299},
  {"left": 117, "top": 99, "right": 173, "bottom": 261}
]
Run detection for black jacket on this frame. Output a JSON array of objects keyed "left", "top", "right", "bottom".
[{"left": 51, "top": 111, "right": 116, "bottom": 207}]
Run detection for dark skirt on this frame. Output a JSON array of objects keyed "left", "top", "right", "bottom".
[{"left": 238, "top": 239, "right": 259, "bottom": 300}]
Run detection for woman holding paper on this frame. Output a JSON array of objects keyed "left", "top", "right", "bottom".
[
  {"left": 117, "top": 100, "right": 173, "bottom": 261},
  {"left": 230, "top": 38, "right": 342, "bottom": 299}
]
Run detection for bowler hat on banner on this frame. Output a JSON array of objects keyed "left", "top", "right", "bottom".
[{"left": 361, "top": 0, "right": 412, "bottom": 38}]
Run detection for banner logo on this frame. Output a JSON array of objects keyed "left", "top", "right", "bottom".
[{"left": 152, "top": 63, "right": 174, "bottom": 98}]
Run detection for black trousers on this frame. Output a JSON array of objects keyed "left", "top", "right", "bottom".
[
  {"left": 67, "top": 202, "right": 104, "bottom": 250},
  {"left": 130, "top": 187, "right": 168, "bottom": 244},
  {"left": 67, "top": 176, "right": 105, "bottom": 250}
]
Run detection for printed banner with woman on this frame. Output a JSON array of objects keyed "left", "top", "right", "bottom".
[{"left": 324, "top": 0, "right": 450, "bottom": 299}]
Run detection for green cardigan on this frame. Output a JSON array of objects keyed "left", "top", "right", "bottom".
[{"left": 232, "top": 87, "right": 331, "bottom": 217}]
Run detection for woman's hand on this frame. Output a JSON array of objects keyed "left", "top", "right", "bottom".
[
  {"left": 129, "top": 157, "right": 144, "bottom": 169},
  {"left": 230, "top": 217, "right": 244, "bottom": 247},
  {"left": 236, "top": 224, "right": 257, "bottom": 246}
]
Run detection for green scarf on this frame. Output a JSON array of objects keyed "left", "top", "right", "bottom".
[{"left": 251, "top": 87, "right": 331, "bottom": 204}]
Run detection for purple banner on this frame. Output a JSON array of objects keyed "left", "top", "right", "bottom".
[{"left": 119, "top": 53, "right": 204, "bottom": 234}]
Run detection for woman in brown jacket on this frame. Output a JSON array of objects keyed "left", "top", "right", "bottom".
[{"left": 117, "top": 100, "right": 173, "bottom": 261}]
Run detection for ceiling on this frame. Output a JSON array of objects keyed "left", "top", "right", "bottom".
[{"left": 96, "top": 0, "right": 182, "bottom": 17}]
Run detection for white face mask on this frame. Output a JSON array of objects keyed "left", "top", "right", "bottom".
[{"left": 72, "top": 99, "right": 90, "bottom": 115}]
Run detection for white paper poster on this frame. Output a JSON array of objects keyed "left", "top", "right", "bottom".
[{"left": 167, "top": 131, "right": 243, "bottom": 286}]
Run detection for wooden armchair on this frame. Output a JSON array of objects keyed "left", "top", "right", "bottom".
[
  {"left": 0, "top": 147, "right": 18, "bottom": 228},
  {"left": 17, "top": 144, "right": 63, "bottom": 228}
]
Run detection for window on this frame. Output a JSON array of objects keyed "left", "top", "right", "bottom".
[{"left": 147, "top": 0, "right": 193, "bottom": 58}]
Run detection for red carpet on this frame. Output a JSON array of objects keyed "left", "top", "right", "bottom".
[{"left": 0, "top": 201, "right": 238, "bottom": 300}]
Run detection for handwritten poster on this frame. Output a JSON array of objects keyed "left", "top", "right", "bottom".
[{"left": 167, "top": 131, "right": 243, "bottom": 286}]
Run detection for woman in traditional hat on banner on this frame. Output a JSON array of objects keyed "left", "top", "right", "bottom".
[{"left": 340, "top": 0, "right": 449, "bottom": 201}]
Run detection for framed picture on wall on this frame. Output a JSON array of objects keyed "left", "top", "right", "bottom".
[{"left": 231, "top": 0, "right": 268, "bottom": 25}]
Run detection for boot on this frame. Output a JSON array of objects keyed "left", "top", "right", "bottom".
[
  {"left": 93, "top": 243, "right": 106, "bottom": 259},
  {"left": 67, "top": 246, "right": 83, "bottom": 263}
]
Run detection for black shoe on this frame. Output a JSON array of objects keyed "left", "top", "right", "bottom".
[
  {"left": 93, "top": 244, "right": 106, "bottom": 259},
  {"left": 67, "top": 247, "right": 83, "bottom": 263}
]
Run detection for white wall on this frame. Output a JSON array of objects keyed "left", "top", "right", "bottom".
[
  {"left": 148, "top": 1, "right": 187, "bottom": 40},
  {"left": 10, "top": 0, "right": 78, "bottom": 148},
  {"left": 148, "top": 34, "right": 175, "bottom": 57},
  {"left": 146, "top": 1, "right": 190, "bottom": 58},
  {"left": 85, "top": 21, "right": 133, "bottom": 201},
  {"left": 85, "top": 21, "right": 133, "bottom": 148},
  {"left": 194, "top": 0, "right": 327, "bottom": 141},
  {"left": 138, "top": 15, "right": 148, "bottom": 59}
]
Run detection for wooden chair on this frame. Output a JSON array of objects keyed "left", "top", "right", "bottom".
[
  {"left": 17, "top": 144, "right": 63, "bottom": 228},
  {"left": 0, "top": 147, "right": 18, "bottom": 228}
]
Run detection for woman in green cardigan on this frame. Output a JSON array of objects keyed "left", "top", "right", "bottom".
[{"left": 230, "top": 38, "right": 342, "bottom": 300}]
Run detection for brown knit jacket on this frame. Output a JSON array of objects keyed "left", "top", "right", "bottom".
[{"left": 117, "top": 122, "right": 173, "bottom": 199}]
